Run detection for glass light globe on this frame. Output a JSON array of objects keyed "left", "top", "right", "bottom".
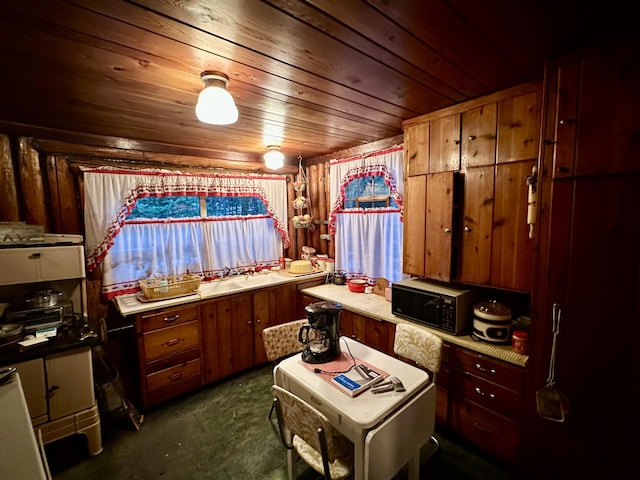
[
  {"left": 264, "top": 147, "right": 284, "bottom": 169},
  {"left": 195, "top": 86, "right": 239, "bottom": 125}
]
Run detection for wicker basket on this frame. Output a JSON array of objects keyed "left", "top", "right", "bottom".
[{"left": 139, "top": 274, "right": 202, "bottom": 300}]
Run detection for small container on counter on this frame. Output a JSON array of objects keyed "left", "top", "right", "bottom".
[
  {"left": 511, "top": 329, "right": 528, "bottom": 354},
  {"left": 324, "top": 258, "right": 335, "bottom": 273}
]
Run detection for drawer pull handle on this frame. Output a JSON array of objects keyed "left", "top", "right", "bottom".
[
  {"left": 474, "top": 363, "right": 496, "bottom": 375},
  {"left": 163, "top": 314, "right": 180, "bottom": 323},
  {"left": 166, "top": 338, "right": 180, "bottom": 347},
  {"left": 475, "top": 387, "right": 496, "bottom": 399},
  {"left": 169, "top": 372, "right": 183, "bottom": 382},
  {"left": 29, "top": 253, "right": 42, "bottom": 259},
  {"left": 473, "top": 422, "right": 493, "bottom": 434}
]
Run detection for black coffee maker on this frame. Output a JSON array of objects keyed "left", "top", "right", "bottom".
[{"left": 299, "top": 300, "right": 342, "bottom": 364}]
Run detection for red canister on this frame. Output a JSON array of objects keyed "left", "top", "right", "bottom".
[{"left": 512, "top": 330, "right": 528, "bottom": 354}]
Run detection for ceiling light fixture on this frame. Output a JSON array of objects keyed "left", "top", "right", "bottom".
[
  {"left": 195, "top": 71, "right": 238, "bottom": 125},
  {"left": 264, "top": 145, "right": 285, "bottom": 170}
]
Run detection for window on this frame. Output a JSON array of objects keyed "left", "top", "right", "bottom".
[
  {"left": 83, "top": 168, "right": 288, "bottom": 299},
  {"left": 343, "top": 175, "right": 399, "bottom": 209},
  {"left": 328, "top": 146, "right": 407, "bottom": 284}
]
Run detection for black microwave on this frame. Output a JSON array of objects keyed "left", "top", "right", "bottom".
[{"left": 391, "top": 278, "right": 475, "bottom": 335}]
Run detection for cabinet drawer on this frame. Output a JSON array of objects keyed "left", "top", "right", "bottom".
[
  {"left": 453, "top": 347, "right": 523, "bottom": 392},
  {"left": 138, "top": 305, "right": 199, "bottom": 333},
  {"left": 459, "top": 371, "right": 522, "bottom": 421},
  {"left": 451, "top": 399, "right": 520, "bottom": 465},
  {"left": 146, "top": 358, "right": 202, "bottom": 393},
  {"left": 143, "top": 321, "right": 200, "bottom": 362}
]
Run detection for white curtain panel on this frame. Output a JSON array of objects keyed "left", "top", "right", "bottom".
[
  {"left": 83, "top": 167, "right": 288, "bottom": 298},
  {"left": 328, "top": 145, "right": 407, "bottom": 283},
  {"left": 83, "top": 167, "right": 289, "bottom": 270}
]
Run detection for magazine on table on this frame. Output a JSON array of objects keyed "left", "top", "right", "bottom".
[{"left": 331, "top": 363, "right": 385, "bottom": 397}]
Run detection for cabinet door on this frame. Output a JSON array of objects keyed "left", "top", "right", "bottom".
[
  {"left": 525, "top": 175, "right": 640, "bottom": 477},
  {"left": 425, "top": 171, "right": 456, "bottom": 282},
  {"left": 402, "top": 175, "right": 426, "bottom": 277},
  {"left": 46, "top": 347, "right": 95, "bottom": 420},
  {"left": 429, "top": 114, "right": 461, "bottom": 173},
  {"left": 460, "top": 166, "right": 494, "bottom": 285},
  {"left": 551, "top": 45, "right": 640, "bottom": 177},
  {"left": 404, "top": 123, "right": 429, "bottom": 176},
  {"left": 0, "top": 246, "right": 85, "bottom": 285},
  {"left": 38, "top": 246, "right": 85, "bottom": 280},
  {"left": 201, "top": 294, "right": 254, "bottom": 383},
  {"left": 490, "top": 160, "right": 535, "bottom": 291},
  {"left": 461, "top": 103, "right": 497, "bottom": 168},
  {"left": 0, "top": 249, "right": 40, "bottom": 284},
  {"left": 253, "top": 283, "right": 296, "bottom": 365},
  {"left": 294, "top": 278, "right": 326, "bottom": 318},
  {"left": 339, "top": 310, "right": 394, "bottom": 355},
  {"left": 496, "top": 90, "right": 541, "bottom": 164},
  {"left": 8, "top": 358, "right": 48, "bottom": 425}
]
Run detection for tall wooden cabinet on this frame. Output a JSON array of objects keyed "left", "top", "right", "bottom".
[
  {"left": 402, "top": 81, "right": 540, "bottom": 292},
  {"left": 522, "top": 39, "right": 640, "bottom": 478}
]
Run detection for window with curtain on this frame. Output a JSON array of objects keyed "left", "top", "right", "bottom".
[
  {"left": 328, "top": 145, "right": 407, "bottom": 284},
  {"left": 83, "top": 167, "right": 289, "bottom": 299}
]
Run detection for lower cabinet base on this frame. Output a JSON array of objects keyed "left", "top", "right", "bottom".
[
  {"left": 450, "top": 399, "right": 520, "bottom": 465},
  {"left": 38, "top": 404, "right": 103, "bottom": 456},
  {"left": 144, "top": 373, "right": 203, "bottom": 408}
]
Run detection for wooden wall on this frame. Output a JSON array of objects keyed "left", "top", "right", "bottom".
[{"left": 0, "top": 131, "right": 402, "bottom": 324}]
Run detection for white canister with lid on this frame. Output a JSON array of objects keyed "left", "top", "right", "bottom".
[{"left": 472, "top": 300, "right": 512, "bottom": 344}]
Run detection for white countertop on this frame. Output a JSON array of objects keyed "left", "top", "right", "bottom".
[
  {"left": 0, "top": 373, "right": 48, "bottom": 480},
  {"left": 114, "top": 269, "right": 328, "bottom": 316},
  {"left": 301, "top": 283, "right": 529, "bottom": 368}
]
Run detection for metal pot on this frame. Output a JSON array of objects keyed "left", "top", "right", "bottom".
[
  {"left": 333, "top": 272, "right": 346, "bottom": 285},
  {"left": 472, "top": 300, "right": 512, "bottom": 344},
  {"left": 0, "top": 323, "right": 23, "bottom": 347},
  {"left": 347, "top": 279, "right": 367, "bottom": 293},
  {"left": 25, "top": 289, "right": 63, "bottom": 309}
]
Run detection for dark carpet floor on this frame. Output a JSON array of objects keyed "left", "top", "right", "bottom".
[{"left": 46, "top": 364, "right": 519, "bottom": 479}]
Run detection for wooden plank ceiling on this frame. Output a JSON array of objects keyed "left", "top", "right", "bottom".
[{"left": 0, "top": 0, "right": 608, "bottom": 167}]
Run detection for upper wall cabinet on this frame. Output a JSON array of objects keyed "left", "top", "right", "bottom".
[
  {"left": 402, "top": 82, "right": 541, "bottom": 292},
  {"left": 404, "top": 124, "right": 429, "bottom": 177},
  {"left": 429, "top": 114, "right": 461, "bottom": 173},
  {"left": 461, "top": 104, "right": 497, "bottom": 168},
  {"left": 497, "top": 91, "right": 541, "bottom": 164},
  {"left": 545, "top": 44, "right": 640, "bottom": 177}
]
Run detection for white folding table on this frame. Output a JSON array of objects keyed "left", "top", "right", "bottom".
[{"left": 273, "top": 337, "right": 436, "bottom": 480}]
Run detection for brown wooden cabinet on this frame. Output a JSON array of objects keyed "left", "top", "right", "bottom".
[
  {"left": 252, "top": 283, "right": 297, "bottom": 365},
  {"left": 461, "top": 103, "right": 497, "bottom": 168},
  {"left": 522, "top": 40, "right": 640, "bottom": 479},
  {"left": 490, "top": 159, "right": 535, "bottom": 291},
  {"left": 402, "top": 82, "right": 540, "bottom": 292},
  {"left": 449, "top": 346, "right": 524, "bottom": 465},
  {"left": 424, "top": 171, "right": 458, "bottom": 282},
  {"left": 496, "top": 90, "right": 541, "bottom": 165},
  {"left": 429, "top": 114, "right": 461, "bottom": 173},
  {"left": 402, "top": 175, "right": 427, "bottom": 276},
  {"left": 136, "top": 304, "right": 203, "bottom": 408},
  {"left": 339, "top": 309, "right": 395, "bottom": 356},
  {"left": 404, "top": 123, "right": 429, "bottom": 177},
  {"left": 201, "top": 293, "right": 254, "bottom": 384},
  {"left": 459, "top": 165, "right": 494, "bottom": 284}
]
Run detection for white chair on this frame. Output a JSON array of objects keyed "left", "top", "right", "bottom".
[
  {"left": 393, "top": 322, "right": 443, "bottom": 459},
  {"left": 272, "top": 385, "right": 354, "bottom": 480},
  {"left": 262, "top": 319, "right": 308, "bottom": 419}
]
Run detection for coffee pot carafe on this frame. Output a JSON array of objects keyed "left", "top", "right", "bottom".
[{"left": 299, "top": 300, "right": 342, "bottom": 364}]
